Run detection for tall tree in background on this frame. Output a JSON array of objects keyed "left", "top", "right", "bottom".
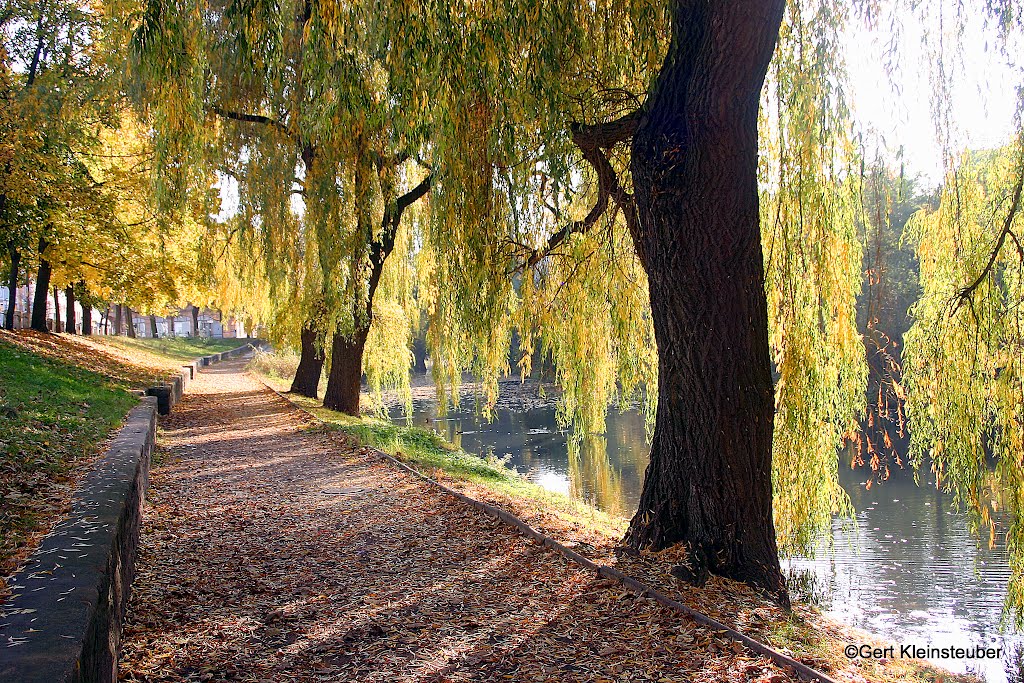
[{"left": 0, "top": 0, "right": 196, "bottom": 333}]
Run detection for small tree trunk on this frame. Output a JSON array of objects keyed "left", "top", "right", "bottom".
[
  {"left": 52, "top": 286, "right": 61, "bottom": 332},
  {"left": 412, "top": 335, "right": 428, "bottom": 374},
  {"left": 4, "top": 243, "right": 19, "bottom": 330},
  {"left": 31, "top": 243, "right": 52, "bottom": 332},
  {"left": 113, "top": 304, "right": 122, "bottom": 336},
  {"left": 289, "top": 323, "right": 326, "bottom": 398},
  {"left": 125, "top": 306, "right": 137, "bottom": 338},
  {"left": 65, "top": 285, "right": 76, "bottom": 334},
  {"left": 190, "top": 305, "right": 199, "bottom": 336},
  {"left": 624, "top": 0, "right": 788, "bottom": 605},
  {"left": 80, "top": 290, "right": 92, "bottom": 336},
  {"left": 322, "top": 325, "right": 369, "bottom": 415},
  {"left": 149, "top": 314, "right": 158, "bottom": 338}
]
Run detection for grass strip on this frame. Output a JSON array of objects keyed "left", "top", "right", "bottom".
[{"left": 0, "top": 337, "right": 138, "bottom": 586}]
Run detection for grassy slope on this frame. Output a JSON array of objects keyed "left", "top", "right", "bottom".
[
  {"left": 0, "top": 336, "right": 138, "bottom": 587},
  {"left": 0, "top": 332, "right": 250, "bottom": 592},
  {"left": 290, "top": 393, "right": 626, "bottom": 539},
  {"left": 82, "top": 337, "right": 250, "bottom": 371}
]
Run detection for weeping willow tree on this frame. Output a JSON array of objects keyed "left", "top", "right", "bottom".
[
  {"left": 358, "top": 0, "right": 877, "bottom": 602},
  {"left": 129, "top": 0, "right": 431, "bottom": 412},
  {"left": 903, "top": 137, "right": 1024, "bottom": 618},
  {"left": 128, "top": 0, "right": 1024, "bottom": 609},
  {"left": 760, "top": 0, "right": 866, "bottom": 555},
  {"left": 871, "top": 0, "right": 1024, "bottom": 618}
]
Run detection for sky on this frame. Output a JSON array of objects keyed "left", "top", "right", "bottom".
[{"left": 844, "top": 4, "right": 1022, "bottom": 184}]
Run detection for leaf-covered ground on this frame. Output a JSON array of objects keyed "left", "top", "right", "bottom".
[
  {"left": 255, "top": 365, "right": 973, "bottom": 683},
  {"left": 120, "top": 359, "right": 811, "bottom": 683},
  {"left": 0, "top": 331, "right": 141, "bottom": 594},
  {"left": 0, "top": 331, "right": 250, "bottom": 597}
]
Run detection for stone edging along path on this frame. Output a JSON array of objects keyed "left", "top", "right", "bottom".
[
  {"left": 0, "top": 341, "right": 261, "bottom": 683},
  {"left": 252, "top": 374, "right": 840, "bottom": 683}
]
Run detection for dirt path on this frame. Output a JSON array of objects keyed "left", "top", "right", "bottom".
[{"left": 119, "top": 358, "right": 796, "bottom": 683}]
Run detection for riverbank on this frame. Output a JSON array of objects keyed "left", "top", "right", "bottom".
[{"left": 253, "top": 364, "right": 976, "bottom": 683}]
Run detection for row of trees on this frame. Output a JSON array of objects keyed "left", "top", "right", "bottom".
[
  {"left": 0, "top": 0, "right": 212, "bottom": 335},
  {"left": 4, "top": 0, "right": 1023, "bottom": 613}
]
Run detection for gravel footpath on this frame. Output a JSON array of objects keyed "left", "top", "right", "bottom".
[{"left": 118, "top": 358, "right": 796, "bottom": 683}]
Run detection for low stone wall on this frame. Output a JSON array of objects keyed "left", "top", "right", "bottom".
[{"left": 0, "top": 398, "right": 157, "bottom": 683}]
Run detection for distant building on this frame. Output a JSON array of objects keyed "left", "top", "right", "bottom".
[{"left": 1, "top": 289, "right": 247, "bottom": 337}]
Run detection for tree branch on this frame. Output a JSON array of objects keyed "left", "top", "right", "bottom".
[
  {"left": 951, "top": 146, "right": 1024, "bottom": 314},
  {"left": 208, "top": 105, "right": 292, "bottom": 138},
  {"left": 518, "top": 111, "right": 640, "bottom": 272},
  {"left": 365, "top": 174, "right": 433, "bottom": 317},
  {"left": 570, "top": 110, "right": 641, "bottom": 150}
]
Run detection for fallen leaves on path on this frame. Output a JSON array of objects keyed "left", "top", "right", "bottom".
[{"left": 119, "top": 362, "right": 800, "bottom": 683}]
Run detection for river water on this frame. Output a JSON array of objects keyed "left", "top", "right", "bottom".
[{"left": 391, "top": 399, "right": 1023, "bottom": 682}]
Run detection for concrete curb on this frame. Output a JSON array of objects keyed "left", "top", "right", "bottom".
[{"left": 0, "top": 398, "right": 158, "bottom": 683}]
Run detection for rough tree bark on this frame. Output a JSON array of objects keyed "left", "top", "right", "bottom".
[
  {"left": 289, "top": 322, "right": 325, "bottom": 398},
  {"left": 125, "top": 306, "right": 137, "bottom": 338},
  {"left": 623, "top": 0, "right": 789, "bottom": 605},
  {"left": 190, "top": 305, "right": 199, "bottom": 336},
  {"left": 149, "top": 314, "right": 158, "bottom": 338},
  {"left": 52, "top": 286, "right": 61, "bottom": 332},
  {"left": 65, "top": 285, "right": 76, "bottom": 334},
  {"left": 322, "top": 324, "right": 370, "bottom": 414},
  {"left": 4, "top": 242, "right": 19, "bottom": 330},
  {"left": 80, "top": 285, "right": 92, "bottom": 335},
  {"left": 113, "top": 303, "right": 122, "bottom": 336},
  {"left": 31, "top": 239, "right": 51, "bottom": 332}
]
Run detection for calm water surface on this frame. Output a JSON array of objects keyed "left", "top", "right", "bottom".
[{"left": 391, "top": 400, "right": 1023, "bottom": 682}]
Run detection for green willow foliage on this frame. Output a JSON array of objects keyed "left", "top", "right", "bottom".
[
  {"left": 128, "top": 0, "right": 1024, "bottom": 612},
  {"left": 903, "top": 139, "right": 1024, "bottom": 621},
  {"left": 761, "top": 1, "right": 865, "bottom": 554},
  {"left": 131, "top": 0, "right": 869, "bottom": 553},
  {"left": 129, "top": 0, "right": 431, "bottom": 405},
  {"left": 368, "top": 0, "right": 866, "bottom": 554}
]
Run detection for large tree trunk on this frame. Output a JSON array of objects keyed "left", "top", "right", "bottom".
[
  {"left": 113, "top": 303, "right": 122, "bottom": 336},
  {"left": 190, "top": 305, "right": 199, "bottom": 336},
  {"left": 624, "top": 0, "right": 788, "bottom": 605},
  {"left": 65, "top": 285, "right": 76, "bottom": 334},
  {"left": 4, "top": 243, "right": 19, "bottom": 330},
  {"left": 412, "top": 335, "right": 428, "bottom": 374},
  {"left": 31, "top": 242, "right": 52, "bottom": 332},
  {"left": 149, "top": 314, "right": 158, "bottom": 338},
  {"left": 322, "top": 325, "right": 369, "bottom": 415},
  {"left": 125, "top": 305, "right": 137, "bottom": 338},
  {"left": 289, "top": 323, "right": 325, "bottom": 398}
]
